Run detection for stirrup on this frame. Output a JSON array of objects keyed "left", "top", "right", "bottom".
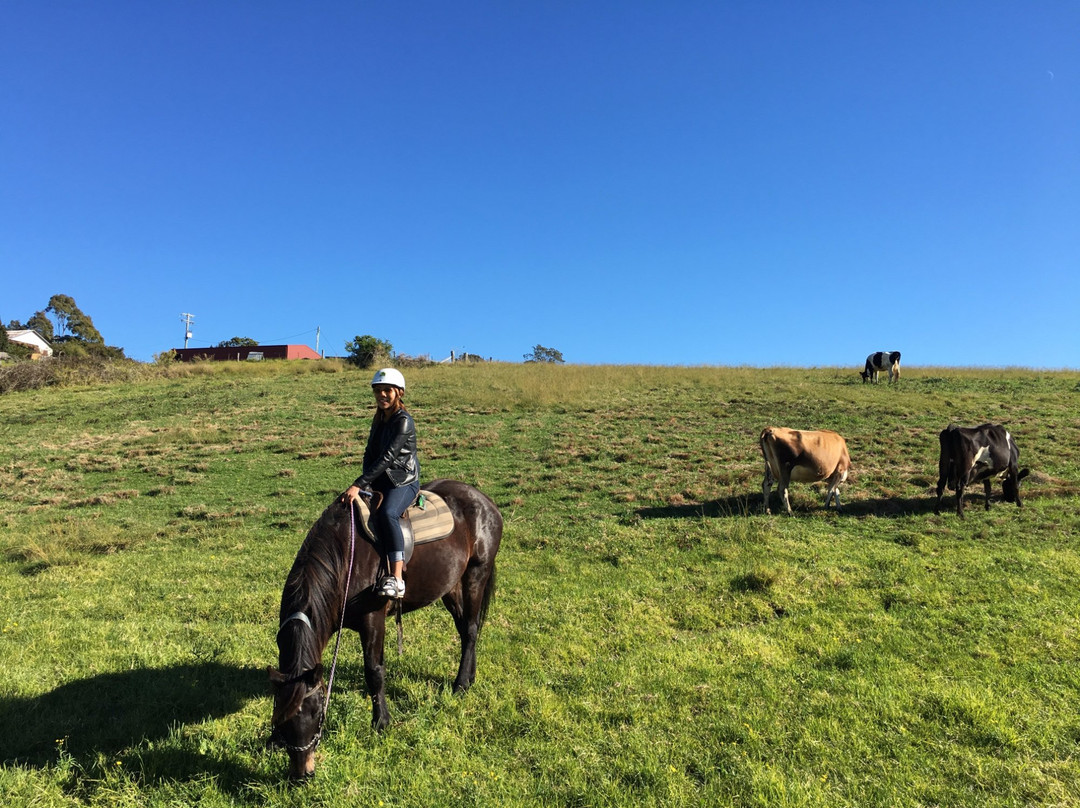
[{"left": 378, "top": 577, "right": 405, "bottom": 599}]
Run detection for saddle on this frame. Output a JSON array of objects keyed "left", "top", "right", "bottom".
[{"left": 354, "top": 491, "right": 455, "bottom": 564}]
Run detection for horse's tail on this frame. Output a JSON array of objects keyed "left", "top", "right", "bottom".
[{"left": 477, "top": 562, "right": 496, "bottom": 630}]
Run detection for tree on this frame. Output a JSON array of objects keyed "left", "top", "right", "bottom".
[
  {"left": 0, "top": 318, "right": 33, "bottom": 360},
  {"left": 523, "top": 344, "right": 564, "bottom": 363},
  {"left": 218, "top": 336, "right": 259, "bottom": 348},
  {"left": 26, "top": 311, "right": 54, "bottom": 342},
  {"left": 345, "top": 335, "right": 394, "bottom": 367},
  {"left": 46, "top": 294, "right": 103, "bottom": 344}
]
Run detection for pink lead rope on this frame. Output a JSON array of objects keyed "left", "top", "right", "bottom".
[{"left": 320, "top": 500, "right": 358, "bottom": 728}]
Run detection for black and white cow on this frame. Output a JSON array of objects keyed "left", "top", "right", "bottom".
[
  {"left": 860, "top": 351, "right": 901, "bottom": 383},
  {"left": 934, "top": 423, "right": 1030, "bottom": 518}
]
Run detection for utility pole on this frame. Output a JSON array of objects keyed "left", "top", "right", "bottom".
[
  {"left": 181, "top": 313, "right": 195, "bottom": 348},
  {"left": 316, "top": 326, "right": 321, "bottom": 357}
]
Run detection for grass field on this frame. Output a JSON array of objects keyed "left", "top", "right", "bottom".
[{"left": 1, "top": 361, "right": 1079, "bottom": 807}]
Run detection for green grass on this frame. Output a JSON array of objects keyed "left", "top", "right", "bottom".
[{"left": 1, "top": 362, "right": 1079, "bottom": 806}]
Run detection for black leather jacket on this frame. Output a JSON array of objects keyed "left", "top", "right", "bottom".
[{"left": 354, "top": 408, "right": 419, "bottom": 488}]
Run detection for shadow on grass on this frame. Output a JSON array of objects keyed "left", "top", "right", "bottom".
[
  {"left": 1, "top": 662, "right": 266, "bottom": 788},
  {"left": 636, "top": 493, "right": 946, "bottom": 520},
  {"left": 635, "top": 495, "right": 759, "bottom": 520}
]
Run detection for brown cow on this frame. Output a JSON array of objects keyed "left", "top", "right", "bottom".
[{"left": 760, "top": 427, "right": 851, "bottom": 515}]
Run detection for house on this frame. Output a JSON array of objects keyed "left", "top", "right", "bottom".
[
  {"left": 5, "top": 329, "right": 54, "bottom": 359},
  {"left": 172, "top": 344, "right": 322, "bottom": 362}
]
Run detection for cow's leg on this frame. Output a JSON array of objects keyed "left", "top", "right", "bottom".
[
  {"left": 823, "top": 485, "right": 840, "bottom": 511},
  {"left": 934, "top": 460, "right": 949, "bottom": 515},
  {"left": 824, "top": 473, "right": 842, "bottom": 512},
  {"left": 983, "top": 478, "right": 993, "bottom": 510},
  {"left": 762, "top": 464, "right": 774, "bottom": 514},
  {"left": 779, "top": 467, "right": 794, "bottom": 515},
  {"left": 955, "top": 478, "right": 966, "bottom": 518},
  {"left": 1014, "top": 468, "right": 1026, "bottom": 508}
]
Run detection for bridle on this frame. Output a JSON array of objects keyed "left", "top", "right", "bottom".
[
  {"left": 269, "top": 679, "right": 325, "bottom": 754},
  {"left": 272, "top": 503, "right": 358, "bottom": 755}
]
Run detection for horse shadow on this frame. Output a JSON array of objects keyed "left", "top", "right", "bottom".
[{"left": 0, "top": 661, "right": 268, "bottom": 790}]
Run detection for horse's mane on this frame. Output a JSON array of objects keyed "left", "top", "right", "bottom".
[{"left": 278, "top": 500, "right": 349, "bottom": 675}]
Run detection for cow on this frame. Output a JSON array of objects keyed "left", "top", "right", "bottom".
[
  {"left": 860, "top": 351, "right": 901, "bottom": 383},
  {"left": 934, "top": 423, "right": 1030, "bottom": 518},
  {"left": 760, "top": 427, "right": 851, "bottom": 515}
]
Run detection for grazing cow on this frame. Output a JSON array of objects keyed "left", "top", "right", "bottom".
[
  {"left": 934, "top": 423, "right": 1030, "bottom": 518},
  {"left": 861, "top": 351, "right": 901, "bottom": 383},
  {"left": 760, "top": 427, "right": 851, "bottom": 515}
]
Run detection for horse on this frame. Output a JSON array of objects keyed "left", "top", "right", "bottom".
[{"left": 267, "top": 478, "right": 503, "bottom": 780}]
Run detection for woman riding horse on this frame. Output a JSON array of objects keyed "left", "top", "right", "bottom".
[{"left": 344, "top": 368, "right": 418, "bottom": 599}]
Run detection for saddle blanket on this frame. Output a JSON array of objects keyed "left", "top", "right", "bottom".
[
  {"left": 407, "top": 492, "right": 456, "bottom": 543},
  {"left": 356, "top": 490, "right": 455, "bottom": 545}
]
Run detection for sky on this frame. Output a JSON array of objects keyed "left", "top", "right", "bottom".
[{"left": 2, "top": 2, "right": 1077, "bottom": 367}]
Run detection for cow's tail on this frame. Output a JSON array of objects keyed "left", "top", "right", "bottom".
[
  {"left": 759, "top": 427, "right": 774, "bottom": 452},
  {"left": 759, "top": 428, "right": 777, "bottom": 478},
  {"left": 939, "top": 425, "right": 959, "bottom": 490}
]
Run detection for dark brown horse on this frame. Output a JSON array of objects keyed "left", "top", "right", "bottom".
[{"left": 267, "top": 479, "right": 502, "bottom": 780}]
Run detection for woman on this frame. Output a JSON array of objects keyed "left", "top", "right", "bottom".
[{"left": 344, "top": 368, "right": 419, "bottom": 598}]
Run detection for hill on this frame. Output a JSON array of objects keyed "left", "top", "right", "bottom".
[{"left": 2, "top": 363, "right": 1079, "bottom": 806}]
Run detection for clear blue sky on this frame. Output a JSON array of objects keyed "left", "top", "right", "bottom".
[{"left": 3, "top": 2, "right": 1077, "bottom": 367}]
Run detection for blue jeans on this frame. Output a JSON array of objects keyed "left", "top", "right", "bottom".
[{"left": 372, "top": 479, "right": 419, "bottom": 563}]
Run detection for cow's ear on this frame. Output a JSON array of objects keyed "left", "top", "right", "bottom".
[{"left": 1018, "top": 468, "right": 1030, "bottom": 480}]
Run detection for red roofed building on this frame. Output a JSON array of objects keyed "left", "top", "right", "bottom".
[{"left": 172, "top": 344, "right": 321, "bottom": 362}]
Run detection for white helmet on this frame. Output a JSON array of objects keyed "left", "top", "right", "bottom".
[{"left": 370, "top": 368, "right": 405, "bottom": 390}]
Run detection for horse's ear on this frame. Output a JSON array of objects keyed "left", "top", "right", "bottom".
[{"left": 1019, "top": 468, "right": 1030, "bottom": 480}]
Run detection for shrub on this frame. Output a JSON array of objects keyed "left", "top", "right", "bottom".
[
  {"left": 345, "top": 335, "right": 394, "bottom": 368},
  {"left": 0, "top": 359, "right": 60, "bottom": 393},
  {"left": 0, "top": 356, "right": 151, "bottom": 394}
]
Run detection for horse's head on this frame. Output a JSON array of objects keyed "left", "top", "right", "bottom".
[{"left": 267, "top": 664, "right": 325, "bottom": 781}]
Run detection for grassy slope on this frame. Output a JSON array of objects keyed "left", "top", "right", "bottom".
[{"left": 1, "top": 362, "right": 1078, "bottom": 807}]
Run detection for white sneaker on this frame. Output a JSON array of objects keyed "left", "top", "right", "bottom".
[{"left": 379, "top": 577, "right": 405, "bottom": 599}]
